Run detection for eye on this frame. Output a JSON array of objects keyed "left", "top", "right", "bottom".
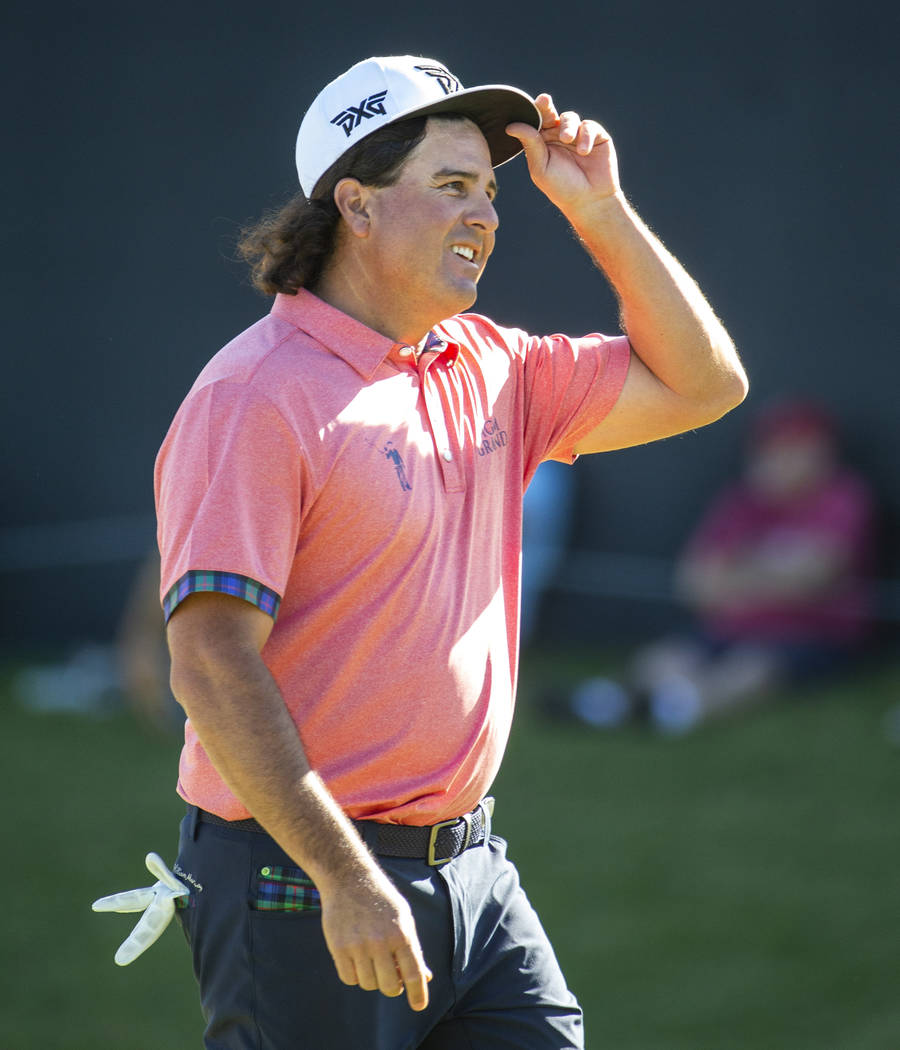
[{"left": 441, "top": 180, "right": 466, "bottom": 193}]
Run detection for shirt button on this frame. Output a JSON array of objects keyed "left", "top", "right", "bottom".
[
  {"left": 442, "top": 450, "right": 453, "bottom": 462},
  {"left": 398, "top": 346, "right": 412, "bottom": 357}
]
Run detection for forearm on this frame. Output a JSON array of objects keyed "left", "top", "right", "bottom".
[
  {"left": 170, "top": 646, "right": 378, "bottom": 894},
  {"left": 567, "top": 192, "right": 746, "bottom": 413}
]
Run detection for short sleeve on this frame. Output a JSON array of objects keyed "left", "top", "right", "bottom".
[
  {"left": 520, "top": 331, "right": 632, "bottom": 469},
  {"left": 154, "top": 380, "right": 304, "bottom": 621}
]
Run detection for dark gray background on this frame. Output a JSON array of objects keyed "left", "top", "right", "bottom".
[{"left": 3, "top": 0, "right": 897, "bottom": 648}]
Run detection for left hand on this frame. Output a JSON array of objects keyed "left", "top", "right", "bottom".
[{"left": 506, "top": 93, "right": 621, "bottom": 212}]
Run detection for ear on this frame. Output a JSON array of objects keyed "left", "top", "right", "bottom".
[{"left": 333, "top": 177, "right": 372, "bottom": 238}]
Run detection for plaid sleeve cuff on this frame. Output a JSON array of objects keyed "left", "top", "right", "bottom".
[{"left": 162, "top": 571, "right": 281, "bottom": 623}]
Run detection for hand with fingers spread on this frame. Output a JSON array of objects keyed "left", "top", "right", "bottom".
[
  {"left": 92, "top": 852, "right": 190, "bottom": 965},
  {"left": 506, "top": 92, "right": 621, "bottom": 211},
  {"left": 319, "top": 866, "right": 433, "bottom": 1013}
]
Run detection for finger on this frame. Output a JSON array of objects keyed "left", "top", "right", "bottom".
[
  {"left": 557, "top": 111, "right": 582, "bottom": 145},
  {"left": 92, "top": 887, "right": 154, "bottom": 913},
  {"left": 393, "top": 942, "right": 432, "bottom": 1013},
  {"left": 113, "top": 898, "right": 175, "bottom": 965},
  {"left": 505, "top": 120, "right": 549, "bottom": 174},
  {"left": 574, "top": 120, "right": 600, "bottom": 156},
  {"left": 353, "top": 955, "right": 379, "bottom": 994},
  {"left": 584, "top": 120, "right": 611, "bottom": 150},
  {"left": 145, "top": 852, "right": 188, "bottom": 895},
  {"left": 534, "top": 92, "right": 560, "bottom": 128},
  {"left": 505, "top": 120, "right": 541, "bottom": 145},
  {"left": 331, "top": 951, "right": 359, "bottom": 988},
  {"left": 372, "top": 950, "right": 405, "bottom": 999}
]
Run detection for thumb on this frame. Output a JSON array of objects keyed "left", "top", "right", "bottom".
[
  {"left": 505, "top": 122, "right": 548, "bottom": 171},
  {"left": 505, "top": 121, "right": 542, "bottom": 148}
]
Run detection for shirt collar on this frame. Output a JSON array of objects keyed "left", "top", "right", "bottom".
[{"left": 272, "top": 289, "right": 453, "bottom": 380}]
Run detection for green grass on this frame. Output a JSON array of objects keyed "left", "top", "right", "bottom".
[{"left": 2, "top": 652, "right": 899, "bottom": 1048}]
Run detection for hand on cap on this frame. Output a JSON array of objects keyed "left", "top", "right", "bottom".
[
  {"left": 92, "top": 852, "right": 190, "bottom": 965},
  {"left": 506, "top": 93, "right": 621, "bottom": 212}
]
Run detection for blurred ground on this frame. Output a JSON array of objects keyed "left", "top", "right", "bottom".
[{"left": 2, "top": 648, "right": 899, "bottom": 1049}]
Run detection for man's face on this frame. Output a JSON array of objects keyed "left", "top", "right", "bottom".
[{"left": 362, "top": 117, "right": 499, "bottom": 330}]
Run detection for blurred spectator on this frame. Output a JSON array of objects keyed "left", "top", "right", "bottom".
[
  {"left": 521, "top": 460, "right": 576, "bottom": 646},
  {"left": 116, "top": 548, "right": 181, "bottom": 733},
  {"left": 13, "top": 548, "right": 180, "bottom": 732},
  {"left": 565, "top": 398, "right": 877, "bottom": 733}
]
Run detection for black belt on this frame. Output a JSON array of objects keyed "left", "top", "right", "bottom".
[{"left": 196, "top": 797, "right": 494, "bottom": 867}]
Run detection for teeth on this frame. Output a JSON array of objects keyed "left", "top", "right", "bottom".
[{"left": 451, "top": 245, "right": 475, "bottom": 261}]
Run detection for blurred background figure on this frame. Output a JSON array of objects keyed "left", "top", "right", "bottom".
[
  {"left": 521, "top": 460, "right": 577, "bottom": 647},
  {"left": 565, "top": 398, "right": 878, "bottom": 733},
  {"left": 13, "top": 548, "right": 180, "bottom": 734},
  {"left": 116, "top": 549, "right": 181, "bottom": 734}
]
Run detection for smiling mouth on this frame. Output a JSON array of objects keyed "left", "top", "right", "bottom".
[{"left": 450, "top": 245, "right": 477, "bottom": 263}]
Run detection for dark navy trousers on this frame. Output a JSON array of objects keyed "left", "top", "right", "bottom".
[{"left": 174, "top": 806, "right": 584, "bottom": 1049}]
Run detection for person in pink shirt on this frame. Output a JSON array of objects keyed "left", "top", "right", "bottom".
[
  {"left": 568, "top": 400, "right": 876, "bottom": 735},
  {"left": 156, "top": 55, "right": 747, "bottom": 1049}
]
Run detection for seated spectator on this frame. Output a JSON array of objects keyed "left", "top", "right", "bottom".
[{"left": 566, "top": 398, "right": 877, "bottom": 733}]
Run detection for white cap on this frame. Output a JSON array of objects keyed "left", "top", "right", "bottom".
[{"left": 296, "top": 55, "right": 541, "bottom": 198}]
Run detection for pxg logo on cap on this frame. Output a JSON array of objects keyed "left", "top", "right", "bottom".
[
  {"left": 329, "top": 64, "right": 460, "bottom": 139},
  {"left": 330, "top": 90, "right": 389, "bottom": 138}
]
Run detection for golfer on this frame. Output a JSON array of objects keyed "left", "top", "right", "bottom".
[{"left": 156, "top": 54, "right": 747, "bottom": 1049}]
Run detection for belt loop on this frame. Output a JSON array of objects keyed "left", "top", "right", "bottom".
[
  {"left": 187, "top": 804, "right": 200, "bottom": 841},
  {"left": 478, "top": 797, "right": 494, "bottom": 846}
]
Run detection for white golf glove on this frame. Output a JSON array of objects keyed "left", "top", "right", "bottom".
[{"left": 92, "top": 852, "right": 190, "bottom": 965}]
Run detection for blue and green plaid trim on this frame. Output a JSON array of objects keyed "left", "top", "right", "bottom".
[
  {"left": 252, "top": 866, "right": 321, "bottom": 912},
  {"left": 162, "top": 570, "right": 281, "bottom": 622}
]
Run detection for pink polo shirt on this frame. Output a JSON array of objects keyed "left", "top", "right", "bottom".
[{"left": 155, "top": 289, "right": 630, "bottom": 824}]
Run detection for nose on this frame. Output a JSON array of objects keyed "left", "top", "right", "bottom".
[{"left": 466, "top": 191, "right": 499, "bottom": 233}]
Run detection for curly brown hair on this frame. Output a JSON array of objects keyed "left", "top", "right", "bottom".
[{"left": 238, "top": 113, "right": 468, "bottom": 296}]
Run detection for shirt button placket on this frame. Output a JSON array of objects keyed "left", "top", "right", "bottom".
[{"left": 421, "top": 368, "right": 462, "bottom": 492}]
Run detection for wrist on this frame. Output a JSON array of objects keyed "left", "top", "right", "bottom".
[
  {"left": 313, "top": 847, "right": 389, "bottom": 899},
  {"left": 562, "top": 188, "right": 629, "bottom": 231}
]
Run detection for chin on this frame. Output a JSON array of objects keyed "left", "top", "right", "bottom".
[
  {"left": 424, "top": 275, "right": 480, "bottom": 323},
  {"left": 448, "top": 283, "right": 479, "bottom": 317}
]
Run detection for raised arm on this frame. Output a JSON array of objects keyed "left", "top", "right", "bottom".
[
  {"left": 166, "top": 591, "right": 432, "bottom": 1012},
  {"left": 507, "top": 93, "right": 748, "bottom": 453}
]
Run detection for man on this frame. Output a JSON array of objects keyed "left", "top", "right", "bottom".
[
  {"left": 563, "top": 399, "right": 876, "bottom": 734},
  {"left": 156, "top": 54, "right": 747, "bottom": 1049}
]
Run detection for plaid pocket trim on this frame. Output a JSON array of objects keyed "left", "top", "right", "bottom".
[
  {"left": 252, "top": 866, "right": 321, "bottom": 912},
  {"left": 162, "top": 571, "right": 281, "bottom": 623}
]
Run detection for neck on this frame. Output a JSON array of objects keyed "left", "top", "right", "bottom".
[{"left": 314, "top": 259, "right": 432, "bottom": 347}]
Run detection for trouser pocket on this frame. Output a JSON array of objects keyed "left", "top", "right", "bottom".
[{"left": 250, "top": 865, "right": 321, "bottom": 913}]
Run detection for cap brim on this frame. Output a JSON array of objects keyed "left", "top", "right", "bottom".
[{"left": 389, "top": 84, "right": 541, "bottom": 168}]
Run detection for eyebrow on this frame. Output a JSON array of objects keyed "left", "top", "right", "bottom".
[{"left": 432, "top": 167, "right": 499, "bottom": 198}]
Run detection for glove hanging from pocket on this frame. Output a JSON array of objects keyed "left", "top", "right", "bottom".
[{"left": 92, "top": 852, "right": 190, "bottom": 965}]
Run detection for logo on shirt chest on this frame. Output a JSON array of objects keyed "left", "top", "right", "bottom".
[
  {"left": 477, "top": 417, "right": 508, "bottom": 457},
  {"left": 381, "top": 441, "right": 412, "bottom": 491}
]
